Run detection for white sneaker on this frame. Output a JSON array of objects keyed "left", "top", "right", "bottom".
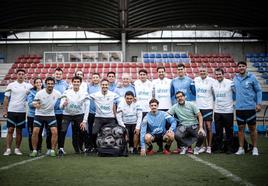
[
  {"left": 14, "top": 148, "right": 23, "bottom": 155},
  {"left": 252, "top": 147, "right": 259, "bottom": 156},
  {"left": 235, "top": 147, "right": 245, "bottom": 155},
  {"left": 198, "top": 147, "right": 206, "bottom": 154},
  {"left": 129, "top": 147, "right": 134, "bottom": 154},
  {"left": 3, "top": 148, "right": 11, "bottom": 156},
  {"left": 46, "top": 149, "right": 51, "bottom": 156},
  {"left": 194, "top": 147, "right": 200, "bottom": 155},
  {"left": 180, "top": 147, "right": 188, "bottom": 155},
  {"left": 206, "top": 147, "right": 212, "bottom": 154},
  {"left": 59, "top": 148, "right": 66, "bottom": 154}
]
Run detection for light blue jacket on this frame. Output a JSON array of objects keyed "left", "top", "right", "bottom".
[
  {"left": 114, "top": 84, "right": 136, "bottom": 98},
  {"left": 54, "top": 79, "right": 68, "bottom": 114},
  {"left": 233, "top": 72, "right": 262, "bottom": 110},
  {"left": 88, "top": 84, "right": 100, "bottom": 114},
  {"left": 108, "top": 82, "right": 117, "bottom": 92},
  {"left": 27, "top": 89, "right": 37, "bottom": 117},
  {"left": 140, "top": 111, "right": 176, "bottom": 150},
  {"left": 170, "top": 76, "right": 196, "bottom": 104}
]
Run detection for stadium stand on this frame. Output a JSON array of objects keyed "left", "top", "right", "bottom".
[{"left": 0, "top": 53, "right": 238, "bottom": 86}]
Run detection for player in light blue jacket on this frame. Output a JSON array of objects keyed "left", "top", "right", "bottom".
[
  {"left": 140, "top": 99, "right": 176, "bottom": 156},
  {"left": 233, "top": 61, "right": 262, "bottom": 156},
  {"left": 170, "top": 63, "right": 195, "bottom": 105}
]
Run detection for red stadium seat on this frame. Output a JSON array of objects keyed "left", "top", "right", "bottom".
[
  {"left": 71, "top": 64, "right": 77, "bottom": 68},
  {"left": 51, "top": 63, "right": 57, "bottom": 68},
  {"left": 58, "top": 64, "right": 64, "bottom": 68},
  {"left": 64, "top": 64, "right": 70, "bottom": 68},
  {"left": 84, "top": 64, "right": 90, "bottom": 68}
]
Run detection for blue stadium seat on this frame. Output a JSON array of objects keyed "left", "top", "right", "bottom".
[
  {"left": 149, "top": 53, "right": 155, "bottom": 58},
  {"left": 143, "top": 53, "right": 149, "bottom": 58},
  {"left": 180, "top": 53, "right": 188, "bottom": 58},
  {"left": 162, "top": 53, "right": 168, "bottom": 58},
  {"left": 181, "top": 58, "right": 190, "bottom": 63},
  {"left": 155, "top": 58, "right": 162, "bottom": 63},
  {"left": 253, "top": 62, "right": 261, "bottom": 67},
  {"left": 257, "top": 125, "right": 266, "bottom": 134},
  {"left": 144, "top": 58, "right": 150, "bottom": 63},
  {"left": 168, "top": 53, "right": 174, "bottom": 58},
  {"left": 156, "top": 53, "right": 162, "bottom": 58},
  {"left": 149, "top": 58, "right": 155, "bottom": 63},
  {"left": 259, "top": 53, "right": 266, "bottom": 57},
  {"left": 175, "top": 53, "right": 180, "bottom": 58}
]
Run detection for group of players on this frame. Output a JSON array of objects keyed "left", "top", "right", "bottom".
[{"left": 2, "top": 60, "right": 262, "bottom": 157}]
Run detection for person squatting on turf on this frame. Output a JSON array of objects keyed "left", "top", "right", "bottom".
[
  {"left": 30, "top": 77, "right": 61, "bottom": 157},
  {"left": 116, "top": 91, "right": 142, "bottom": 154},
  {"left": 140, "top": 98, "right": 176, "bottom": 156},
  {"left": 167, "top": 91, "right": 206, "bottom": 155},
  {"left": 233, "top": 61, "right": 262, "bottom": 156},
  {"left": 60, "top": 76, "right": 90, "bottom": 155},
  {"left": 3, "top": 69, "right": 33, "bottom": 156}
]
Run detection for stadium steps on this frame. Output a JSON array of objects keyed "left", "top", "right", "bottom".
[
  {"left": 0, "top": 63, "right": 13, "bottom": 91},
  {"left": 0, "top": 63, "right": 12, "bottom": 81}
]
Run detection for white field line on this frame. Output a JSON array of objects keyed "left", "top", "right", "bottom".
[
  {"left": 0, "top": 155, "right": 45, "bottom": 171},
  {"left": 187, "top": 154, "right": 255, "bottom": 186}
]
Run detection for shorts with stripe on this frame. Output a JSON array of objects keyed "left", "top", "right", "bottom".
[
  {"left": 33, "top": 115, "right": 57, "bottom": 128},
  {"left": 7, "top": 112, "right": 26, "bottom": 129},
  {"left": 200, "top": 109, "right": 213, "bottom": 121},
  {"left": 236, "top": 110, "right": 256, "bottom": 126}
]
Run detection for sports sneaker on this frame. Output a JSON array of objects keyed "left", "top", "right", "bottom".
[
  {"left": 163, "top": 149, "right": 171, "bottom": 155},
  {"left": 194, "top": 147, "right": 200, "bottom": 155},
  {"left": 187, "top": 147, "right": 193, "bottom": 154},
  {"left": 198, "top": 147, "right": 206, "bottom": 154},
  {"left": 30, "top": 150, "right": 38, "bottom": 157},
  {"left": 235, "top": 147, "right": 245, "bottom": 155},
  {"left": 146, "top": 149, "right": 155, "bottom": 155},
  {"left": 206, "top": 147, "right": 212, "bottom": 154},
  {"left": 132, "top": 148, "right": 139, "bottom": 155},
  {"left": 172, "top": 148, "right": 181, "bottom": 154},
  {"left": 3, "top": 148, "right": 11, "bottom": 156},
  {"left": 252, "top": 147, "right": 259, "bottom": 156},
  {"left": 46, "top": 149, "right": 51, "bottom": 156},
  {"left": 50, "top": 150, "right": 56, "bottom": 157},
  {"left": 14, "top": 148, "right": 23, "bottom": 155},
  {"left": 58, "top": 149, "right": 64, "bottom": 156},
  {"left": 157, "top": 147, "right": 163, "bottom": 153},
  {"left": 129, "top": 147, "right": 134, "bottom": 154},
  {"left": 180, "top": 147, "right": 188, "bottom": 155}
]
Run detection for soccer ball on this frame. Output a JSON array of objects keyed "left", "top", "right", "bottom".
[
  {"left": 101, "top": 127, "right": 112, "bottom": 136},
  {"left": 115, "top": 138, "right": 123, "bottom": 147},
  {"left": 112, "top": 126, "right": 124, "bottom": 138},
  {"left": 96, "top": 137, "right": 105, "bottom": 148},
  {"left": 103, "top": 135, "right": 116, "bottom": 147}
]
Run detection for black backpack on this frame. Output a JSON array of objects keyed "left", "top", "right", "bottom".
[{"left": 96, "top": 124, "right": 128, "bottom": 157}]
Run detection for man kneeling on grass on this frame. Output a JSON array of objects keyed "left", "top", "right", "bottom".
[{"left": 140, "top": 98, "right": 176, "bottom": 156}]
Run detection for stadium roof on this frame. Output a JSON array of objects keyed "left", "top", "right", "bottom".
[{"left": 0, "top": 0, "right": 268, "bottom": 40}]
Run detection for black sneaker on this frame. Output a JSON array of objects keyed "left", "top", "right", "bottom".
[
  {"left": 58, "top": 149, "right": 64, "bottom": 156},
  {"left": 133, "top": 148, "right": 139, "bottom": 155},
  {"left": 157, "top": 147, "right": 163, "bottom": 152}
]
